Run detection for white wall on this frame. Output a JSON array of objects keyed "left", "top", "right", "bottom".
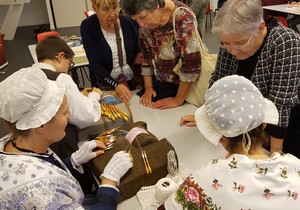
[{"left": 0, "top": 0, "right": 49, "bottom": 27}]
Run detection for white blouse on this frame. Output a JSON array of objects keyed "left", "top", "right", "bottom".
[
  {"left": 165, "top": 153, "right": 300, "bottom": 210},
  {"left": 101, "top": 26, "right": 134, "bottom": 81}
]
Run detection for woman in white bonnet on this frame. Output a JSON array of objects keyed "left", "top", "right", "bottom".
[
  {"left": 163, "top": 75, "right": 300, "bottom": 209},
  {"left": 0, "top": 68, "right": 133, "bottom": 209}
]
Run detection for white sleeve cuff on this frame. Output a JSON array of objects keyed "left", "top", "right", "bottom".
[
  {"left": 99, "top": 184, "right": 119, "bottom": 192},
  {"left": 141, "top": 66, "right": 153, "bottom": 76},
  {"left": 87, "top": 91, "right": 101, "bottom": 101}
]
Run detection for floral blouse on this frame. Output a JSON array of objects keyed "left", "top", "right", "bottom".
[
  {"left": 140, "top": 0, "right": 201, "bottom": 84},
  {"left": 0, "top": 134, "right": 84, "bottom": 209},
  {"left": 165, "top": 153, "right": 300, "bottom": 210}
]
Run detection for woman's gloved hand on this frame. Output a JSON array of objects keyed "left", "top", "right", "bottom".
[
  {"left": 71, "top": 140, "right": 105, "bottom": 167},
  {"left": 100, "top": 151, "right": 133, "bottom": 186}
]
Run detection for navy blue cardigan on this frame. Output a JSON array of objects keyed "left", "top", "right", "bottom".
[{"left": 81, "top": 14, "right": 140, "bottom": 88}]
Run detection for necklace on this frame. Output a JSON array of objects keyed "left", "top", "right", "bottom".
[
  {"left": 11, "top": 138, "right": 47, "bottom": 155},
  {"left": 11, "top": 138, "right": 66, "bottom": 170}
]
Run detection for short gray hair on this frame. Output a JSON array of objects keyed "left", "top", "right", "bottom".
[
  {"left": 121, "top": 0, "right": 165, "bottom": 16},
  {"left": 212, "top": 0, "right": 263, "bottom": 36}
]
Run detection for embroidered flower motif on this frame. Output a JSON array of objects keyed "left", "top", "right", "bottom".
[
  {"left": 256, "top": 164, "right": 268, "bottom": 175},
  {"left": 13, "top": 163, "right": 28, "bottom": 175},
  {"left": 175, "top": 176, "right": 219, "bottom": 209},
  {"left": 211, "top": 178, "right": 222, "bottom": 190},
  {"left": 263, "top": 188, "right": 275, "bottom": 200},
  {"left": 296, "top": 168, "right": 300, "bottom": 177},
  {"left": 229, "top": 157, "right": 238, "bottom": 169},
  {"left": 1, "top": 171, "right": 10, "bottom": 182},
  {"left": 211, "top": 159, "right": 219, "bottom": 164},
  {"left": 233, "top": 182, "right": 245, "bottom": 193},
  {"left": 186, "top": 186, "right": 200, "bottom": 204},
  {"left": 280, "top": 167, "right": 288, "bottom": 179},
  {"left": 287, "top": 190, "right": 298, "bottom": 200}
]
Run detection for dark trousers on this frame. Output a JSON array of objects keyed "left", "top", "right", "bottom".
[
  {"left": 137, "top": 79, "right": 179, "bottom": 102},
  {"left": 283, "top": 104, "right": 300, "bottom": 158},
  {"left": 288, "top": 15, "right": 300, "bottom": 33}
]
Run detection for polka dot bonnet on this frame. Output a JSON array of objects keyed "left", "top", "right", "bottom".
[{"left": 195, "top": 75, "right": 279, "bottom": 145}]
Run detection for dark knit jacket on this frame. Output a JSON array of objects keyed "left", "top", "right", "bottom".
[
  {"left": 210, "top": 18, "right": 300, "bottom": 131},
  {"left": 81, "top": 14, "right": 140, "bottom": 88}
]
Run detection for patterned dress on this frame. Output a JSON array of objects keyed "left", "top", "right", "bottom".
[
  {"left": 0, "top": 135, "right": 84, "bottom": 209},
  {"left": 165, "top": 153, "right": 300, "bottom": 210},
  {"left": 140, "top": 0, "right": 201, "bottom": 84},
  {"left": 0, "top": 134, "right": 120, "bottom": 210}
]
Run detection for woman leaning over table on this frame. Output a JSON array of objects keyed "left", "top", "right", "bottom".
[
  {"left": 122, "top": 0, "right": 201, "bottom": 109},
  {"left": 81, "top": 0, "right": 141, "bottom": 102},
  {"left": 0, "top": 68, "right": 133, "bottom": 209},
  {"left": 209, "top": 0, "right": 300, "bottom": 156}
]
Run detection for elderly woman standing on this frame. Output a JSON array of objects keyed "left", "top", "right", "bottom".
[
  {"left": 188, "top": 0, "right": 210, "bottom": 35},
  {"left": 122, "top": 0, "right": 201, "bottom": 109},
  {"left": 210, "top": 0, "right": 300, "bottom": 155},
  {"left": 0, "top": 68, "right": 133, "bottom": 209},
  {"left": 81, "top": 0, "right": 140, "bottom": 102}
]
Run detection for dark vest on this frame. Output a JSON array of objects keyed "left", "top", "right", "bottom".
[{"left": 41, "top": 69, "right": 79, "bottom": 160}]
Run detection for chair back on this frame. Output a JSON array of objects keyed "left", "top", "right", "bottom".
[
  {"left": 37, "top": 31, "right": 60, "bottom": 43},
  {"left": 84, "top": 10, "right": 96, "bottom": 17},
  {"left": 273, "top": 16, "right": 288, "bottom": 27},
  {"left": 205, "top": 2, "right": 211, "bottom": 14}
]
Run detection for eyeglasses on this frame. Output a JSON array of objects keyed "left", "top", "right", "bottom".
[
  {"left": 65, "top": 56, "right": 75, "bottom": 70},
  {"left": 100, "top": 6, "right": 119, "bottom": 15},
  {"left": 220, "top": 32, "right": 255, "bottom": 51}
]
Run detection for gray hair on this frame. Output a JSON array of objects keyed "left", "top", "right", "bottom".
[
  {"left": 212, "top": 0, "right": 263, "bottom": 36},
  {"left": 121, "top": 0, "right": 165, "bottom": 16}
]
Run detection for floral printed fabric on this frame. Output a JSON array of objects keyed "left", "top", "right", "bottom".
[
  {"left": 0, "top": 135, "right": 84, "bottom": 209},
  {"left": 139, "top": 0, "right": 201, "bottom": 84},
  {"left": 165, "top": 153, "right": 300, "bottom": 210}
]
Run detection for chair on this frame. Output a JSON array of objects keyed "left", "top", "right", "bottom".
[
  {"left": 273, "top": 16, "right": 288, "bottom": 28},
  {"left": 205, "top": 2, "right": 212, "bottom": 29},
  {"left": 37, "top": 31, "right": 60, "bottom": 43},
  {"left": 0, "top": 32, "right": 8, "bottom": 70},
  {"left": 84, "top": 0, "right": 96, "bottom": 17},
  {"left": 84, "top": 10, "right": 96, "bottom": 17}
]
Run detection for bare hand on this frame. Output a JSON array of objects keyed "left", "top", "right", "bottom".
[
  {"left": 91, "top": 87, "right": 103, "bottom": 96},
  {"left": 151, "top": 97, "right": 183, "bottom": 110},
  {"left": 81, "top": 88, "right": 93, "bottom": 96},
  {"left": 180, "top": 114, "right": 196, "bottom": 126},
  {"left": 139, "top": 88, "right": 156, "bottom": 107},
  {"left": 116, "top": 84, "right": 132, "bottom": 102}
]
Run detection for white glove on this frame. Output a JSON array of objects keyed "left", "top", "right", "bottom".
[
  {"left": 71, "top": 140, "right": 98, "bottom": 167},
  {"left": 100, "top": 151, "right": 133, "bottom": 186}
]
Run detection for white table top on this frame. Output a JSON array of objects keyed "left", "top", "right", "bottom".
[
  {"left": 116, "top": 91, "right": 226, "bottom": 209},
  {"left": 263, "top": 4, "right": 300, "bottom": 16}
]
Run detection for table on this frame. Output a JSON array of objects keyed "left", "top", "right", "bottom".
[
  {"left": 263, "top": 4, "right": 300, "bottom": 16},
  {"left": 95, "top": 91, "right": 226, "bottom": 209},
  {"left": 0, "top": 0, "right": 30, "bottom": 40}
]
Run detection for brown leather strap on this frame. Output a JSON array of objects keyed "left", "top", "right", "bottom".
[
  {"left": 114, "top": 21, "right": 124, "bottom": 69},
  {"left": 101, "top": 115, "right": 109, "bottom": 131},
  {"left": 123, "top": 101, "right": 134, "bottom": 123}
]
